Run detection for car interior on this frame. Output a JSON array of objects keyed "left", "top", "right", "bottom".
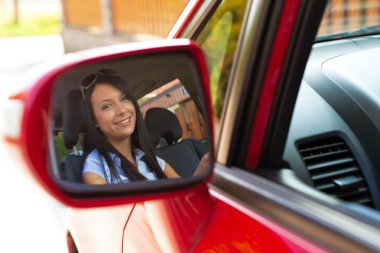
[
  {"left": 50, "top": 51, "right": 210, "bottom": 184},
  {"left": 283, "top": 35, "right": 380, "bottom": 212},
  {"left": 144, "top": 107, "right": 208, "bottom": 177}
]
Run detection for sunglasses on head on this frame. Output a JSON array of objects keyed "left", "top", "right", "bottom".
[{"left": 81, "top": 69, "right": 118, "bottom": 98}]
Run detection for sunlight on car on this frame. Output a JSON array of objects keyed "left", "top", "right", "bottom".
[{"left": 4, "top": 0, "right": 380, "bottom": 252}]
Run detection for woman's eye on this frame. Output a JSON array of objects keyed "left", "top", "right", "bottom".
[{"left": 101, "top": 104, "right": 112, "bottom": 110}]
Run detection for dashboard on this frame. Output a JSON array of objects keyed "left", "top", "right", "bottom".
[{"left": 284, "top": 35, "right": 380, "bottom": 210}]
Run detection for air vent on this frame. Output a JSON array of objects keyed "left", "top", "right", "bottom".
[{"left": 298, "top": 136, "right": 373, "bottom": 207}]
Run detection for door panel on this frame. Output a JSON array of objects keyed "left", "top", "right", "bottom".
[
  {"left": 206, "top": 165, "right": 380, "bottom": 252},
  {"left": 123, "top": 186, "right": 213, "bottom": 252},
  {"left": 67, "top": 205, "right": 134, "bottom": 253},
  {"left": 194, "top": 188, "right": 327, "bottom": 253},
  {"left": 122, "top": 204, "right": 162, "bottom": 253}
]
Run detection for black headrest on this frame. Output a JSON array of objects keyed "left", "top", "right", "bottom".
[
  {"left": 63, "top": 90, "right": 86, "bottom": 149},
  {"left": 144, "top": 107, "right": 183, "bottom": 147}
]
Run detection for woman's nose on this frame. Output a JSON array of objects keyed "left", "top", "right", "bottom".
[{"left": 116, "top": 103, "right": 127, "bottom": 115}]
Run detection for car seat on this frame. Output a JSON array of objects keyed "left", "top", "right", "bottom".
[
  {"left": 144, "top": 107, "right": 208, "bottom": 177},
  {"left": 62, "top": 90, "right": 87, "bottom": 183}
]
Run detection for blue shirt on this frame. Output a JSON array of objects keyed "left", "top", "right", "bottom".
[{"left": 82, "top": 148, "right": 166, "bottom": 184}]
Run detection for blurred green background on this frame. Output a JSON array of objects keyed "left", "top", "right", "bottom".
[
  {"left": 0, "top": 0, "right": 61, "bottom": 37},
  {"left": 0, "top": 16, "right": 60, "bottom": 36}
]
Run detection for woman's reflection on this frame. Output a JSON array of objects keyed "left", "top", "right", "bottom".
[
  {"left": 80, "top": 69, "right": 208, "bottom": 184},
  {"left": 81, "top": 69, "right": 180, "bottom": 184}
]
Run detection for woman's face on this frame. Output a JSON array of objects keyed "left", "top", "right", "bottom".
[{"left": 91, "top": 83, "right": 136, "bottom": 145}]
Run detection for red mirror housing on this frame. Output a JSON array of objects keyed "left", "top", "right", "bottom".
[{"left": 2, "top": 39, "right": 213, "bottom": 208}]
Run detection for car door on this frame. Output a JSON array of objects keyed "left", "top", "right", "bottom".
[
  {"left": 190, "top": 0, "right": 333, "bottom": 251},
  {"left": 5, "top": 0, "right": 380, "bottom": 252},
  {"left": 122, "top": 0, "right": 352, "bottom": 252},
  {"left": 191, "top": 0, "right": 380, "bottom": 252},
  {"left": 122, "top": 0, "right": 380, "bottom": 252}
]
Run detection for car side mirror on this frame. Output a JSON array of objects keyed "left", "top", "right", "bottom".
[{"left": 2, "top": 39, "right": 214, "bottom": 207}]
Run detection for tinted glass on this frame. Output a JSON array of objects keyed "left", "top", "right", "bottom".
[{"left": 196, "top": 0, "right": 248, "bottom": 121}]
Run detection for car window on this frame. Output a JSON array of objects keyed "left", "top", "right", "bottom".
[
  {"left": 138, "top": 79, "right": 207, "bottom": 141},
  {"left": 317, "top": 0, "right": 380, "bottom": 41},
  {"left": 284, "top": 0, "right": 380, "bottom": 210},
  {"left": 196, "top": 0, "right": 248, "bottom": 124}
]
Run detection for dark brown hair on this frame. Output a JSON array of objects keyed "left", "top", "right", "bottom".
[{"left": 82, "top": 73, "right": 167, "bottom": 182}]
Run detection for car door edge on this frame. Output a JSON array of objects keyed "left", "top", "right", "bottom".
[{"left": 211, "top": 164, "right": 380, "bottom": 252}]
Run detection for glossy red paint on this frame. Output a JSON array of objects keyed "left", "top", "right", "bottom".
[
  {"left": 4, "top": 40, "right": 213, "bottom": 208},
  {"left": 4, "top": 1, "right": 353, "bottom": 252},
  {"left": 193, "top": 188, "right": 328, "bottom": 253},
  {"left": 245, "top": 0, "right": 301, "bottom": 169},
  {"left": 124, "top": 185, "right": 213, "bottom": 252},
  {"left": 66, "top": 233, "right": 77, "bottom": 253}
]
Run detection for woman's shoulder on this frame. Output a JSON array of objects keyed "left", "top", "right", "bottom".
[
  {"left": 85, "top": 149, "right": 100, "bottom": 161},
  {"left": 82, "top": 149, "right": 104, "bottom": 175}
]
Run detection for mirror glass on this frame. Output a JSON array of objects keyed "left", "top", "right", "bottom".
[{"left": 49, "top": 51, "right": 212, "bottom": 190}]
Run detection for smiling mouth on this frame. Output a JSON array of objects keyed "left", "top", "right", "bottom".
[{"left": 116, "top": 117, "right": 131, "bottom": 126}]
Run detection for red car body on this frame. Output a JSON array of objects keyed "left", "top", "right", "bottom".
[{"left": 4, "top": 0, "right": 380, "bottom": 252}]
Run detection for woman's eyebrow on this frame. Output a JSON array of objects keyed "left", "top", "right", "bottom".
[{"left": 97, "top": 98, "right": 112, "bottom": 105}]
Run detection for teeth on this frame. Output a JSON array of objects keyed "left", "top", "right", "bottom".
[{"left": 118, "top": 118, "right": 130, "bottom": 126}]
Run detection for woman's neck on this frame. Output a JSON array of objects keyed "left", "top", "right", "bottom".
[{"left": 110, "top": 138, "right": 135, "bottom": 165}]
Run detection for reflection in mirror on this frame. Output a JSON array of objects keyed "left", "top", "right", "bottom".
[{"left": 50, "top": 52, "right": 211, "bottom": 187}]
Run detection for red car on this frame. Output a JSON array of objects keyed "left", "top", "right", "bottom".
[{"left": 4, "top": 0, "right": 380, "bottom": 252}]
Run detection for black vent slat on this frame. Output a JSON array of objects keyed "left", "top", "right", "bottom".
[
  {"left": 311, "top": 167, "right": 359, "bottom": 181},
  {"left": 316, "top": 183, "right": 335, "bottom": 191},
  {"left": 302, "top": 149, "right": 350, "bottom": 161},
  {"left": 335, "top": 187, "right": 369, "bottom": 198},
  {"left": 299, "top": 142, "right": 346, "bottom": 153},
  {"left": 308, "top": 157, "right": 355, "bottom": 171},
  {"left": 298, "top": 136, "right": 373, "bottom": 208}
]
